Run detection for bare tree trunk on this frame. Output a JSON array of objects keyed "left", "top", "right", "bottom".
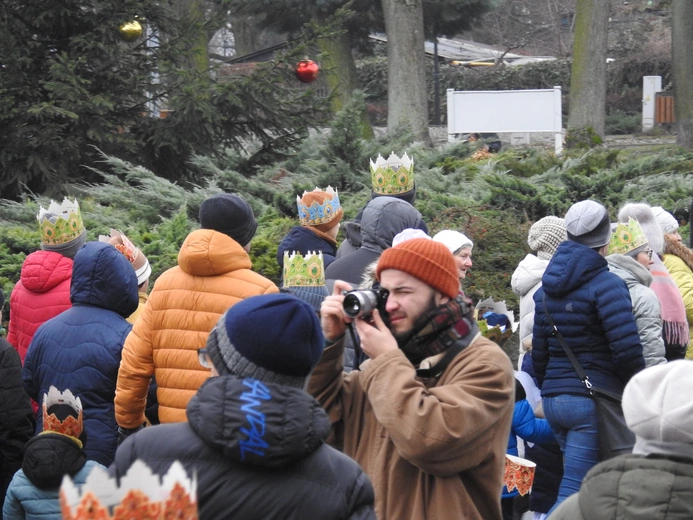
[
  {"left": 672, "top": 0, "right": 693, "bottom": 149},
  {"left": 231, "top": 15, "right": 285, "bottom": 57},
  {"left": 381, "top": 0, "right": 431, "bottom": 145},
  {"left": 316, "top": 23, "right": 374, "bottom": 139},
  {"left": 567, "top": 0, "right": 609, "bottom": 138}
]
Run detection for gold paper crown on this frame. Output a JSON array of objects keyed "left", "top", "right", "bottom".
[
  {"left": 370, "top": 152, "right": 415, "bottom": 195},
  {"left": 43, "top": 386, "right": 83, "bottom": 439},
  {"left": 37, "top": 198, "right": 85, "bottom": 246},
  {"left": 283, "top": 251, "right": 325, "bottom": 287},
  {"left": 296, "top": 187, "right": 342, "bottom": 227},
  {"left": 608, "top": 218, "right": 648, "bottom": 256},
  {"left": 60, "top": 460, "right": 198, "bottom": 520}
]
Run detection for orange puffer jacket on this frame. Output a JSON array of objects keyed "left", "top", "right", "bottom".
[{"left": 114, "top": 229, "right": 278, "bottom": 427}]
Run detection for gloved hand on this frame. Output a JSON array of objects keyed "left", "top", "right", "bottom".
[{"left": 117, "top": 424, "right": 144, "bottom": 446}]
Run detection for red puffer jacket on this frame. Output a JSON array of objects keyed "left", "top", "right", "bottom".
[{"left": 8, "top": 250, "right": 73, "bottom": 363}]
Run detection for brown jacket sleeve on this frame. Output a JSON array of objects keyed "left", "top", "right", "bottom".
[
  {"left": 359, "top": 337, "right": 514, "bottom": 477},
  {"left": 114, "top": 300, "right": 155, "bottom": 428},
  {"left": 306, "top": 338, "right": 365, "bottom": 445}
]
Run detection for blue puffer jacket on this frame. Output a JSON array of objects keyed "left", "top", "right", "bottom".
[
  {"left": 3, "top": 433, "right": 103, "bottom": 520},
  {"left": 276, "top": 226, "right": 337, "bottom": 270},
  {"left": 23, "top": 242, "right": 138, "bottom": 466},
  {"left": 532, "top": 241, "right": 645, "bottom": 397}
]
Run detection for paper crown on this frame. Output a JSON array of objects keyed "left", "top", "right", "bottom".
[
  {"left": 296, "top": 187, "right": 342, "bottom": 227},
  {"left": 43, "top": 386, "right": 83, "bottom": 439},
  {"left": 37, "top": 198, "right": 85, "bottom": 246},
  {"left": 608, "top": 218, "right": 648, "bottom": 256},
  {"left": 99, "top": 229, "right": 151, "bottom": 285},
  {"left": 283, "top": 251, "right": 326, "bottom": 287},
  {"left": 60, "top": 460, "right": 197, "bottom": 520},
  {"left": 370, "top": 152, "right": 415, "bottom": 195}
]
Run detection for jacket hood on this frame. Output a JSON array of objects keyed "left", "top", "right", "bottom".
[
  {"left": 342, "top": 221, "right": 363, "bottom": 249},
  {"left": 70, "top": 241, "right": 139, "bottom": 317},
  {"left": 511, "top": 254, "right": 549, "bottom": 297},
  {"left": 178, "top": 229, "right": 252, "bottom": 276},
  {"left": 607, "top": 254, "right": 652, "bottom": 288},
  {"left": 187, "top": 375, "right": 330, "bottom": 468},
  {"left": 360, "top": 197, "right": 422, "bottom": 253},
  {"left": 542, "top": 241, "right": 609, "bottom": 298},
  {"left": 20, "top": 250, "right": 73, "bottom": 294},
  {"left": 22, "top": 434, "right": 87, "bottom": 489},
  {"left": 569, "top": 454, "right": 693, "bottom": 519}
]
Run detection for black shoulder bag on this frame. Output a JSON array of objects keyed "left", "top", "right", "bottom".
[{"left": 542, "top": 294, "right": 634, "bottom": 461}]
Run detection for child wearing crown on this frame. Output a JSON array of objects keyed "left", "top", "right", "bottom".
[
  {"left": 276, "top": 187, "right": 343, "bottom": 274},
  {"left": 3, "top": 388, "right": 103, "bottom": 520},
  {"left": 8, "top": 198, "right": 86, "bottom": 365}
]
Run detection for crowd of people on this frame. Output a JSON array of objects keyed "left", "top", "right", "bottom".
[{"left": 0, "top": 151, "right": 692, "bottom": 519}]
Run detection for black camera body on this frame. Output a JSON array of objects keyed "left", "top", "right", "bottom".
[{"left": 343, "top": 288, "right": 390, "bottom": 323}]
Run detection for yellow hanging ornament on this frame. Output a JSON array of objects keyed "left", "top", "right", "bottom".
[{"left": 119, "top": 20, "right": 142, "bottom": 42}]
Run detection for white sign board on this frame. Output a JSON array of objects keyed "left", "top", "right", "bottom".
[{"left": 447, "top": 87, "right": 563, "bottom": 154}]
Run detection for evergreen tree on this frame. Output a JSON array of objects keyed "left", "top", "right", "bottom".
[{"left": 0, "top": 0, "right": 326, "bottom": 199}]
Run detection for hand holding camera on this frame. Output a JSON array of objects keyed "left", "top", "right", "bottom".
[{"left": 320, "top": 280, "right": 354, "bottom": 341}]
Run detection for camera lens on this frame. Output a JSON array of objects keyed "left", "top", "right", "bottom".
[
  {"left": 343, "top": 291, "right": 378, "bottom": 318},
  {"left": 343, "top": 294, "right": 362, "bottom": 318}
]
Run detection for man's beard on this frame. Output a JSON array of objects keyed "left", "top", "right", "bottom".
[{"left": 393, "top": 292, "right": 440, "bottom": 345}]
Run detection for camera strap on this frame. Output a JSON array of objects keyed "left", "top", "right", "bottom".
[{"left": 415, "top": 337, "right": 470, "bottom": 379}]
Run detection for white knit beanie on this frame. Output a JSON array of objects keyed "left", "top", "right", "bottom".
[
  {"left": 651, "top": 206, "right": 679, "bottom": 235},
  {"left": 623, "top": 360, "right": 693, "bottom": 458},
  {"left": 618, "top": 203, "right": 664, "bottom": 255},
  {"left": 432, "top": 230, "right": 473, "bottom": 254},
  {"left": 527, "top": 216, "right": 567, "bottom": 260}
]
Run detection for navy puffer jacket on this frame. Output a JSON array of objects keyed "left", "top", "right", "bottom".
[
  {"left": 23, "top": 242, "right": 138, "bottom": 466},
  {"left": 532, "top": 240, "right": 645, "bottom": 397},
  {"left": 111, "top": 375, "right": 375, "bottom": 520},
  {"left": 276, "top": 226, "right": 337, "bottom": 270}
]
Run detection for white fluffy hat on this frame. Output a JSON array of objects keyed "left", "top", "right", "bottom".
[
  {"left": 623, "top": 360, "right": 693, "bottom": 456},
  {"left": 432, "top": 230, "right": 473, "bottom": 254}
]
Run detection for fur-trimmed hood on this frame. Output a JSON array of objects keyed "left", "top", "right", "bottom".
[{"left": 663, "top": 236, "right": 693, "bottom": 272}]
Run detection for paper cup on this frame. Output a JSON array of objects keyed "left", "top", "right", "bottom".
[{"left": 504, "top": 454, "right": 536, "bottom": 496}]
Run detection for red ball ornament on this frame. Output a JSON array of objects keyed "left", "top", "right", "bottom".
[{"left": 295, "top": 59, "right": 319, "bottom": 83}]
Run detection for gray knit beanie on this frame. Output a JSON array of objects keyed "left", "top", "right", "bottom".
[
  {"left": 527, "top": 216, "right": 567, "bottom": 260},
  {"left": 206, "top": 294, "right": 324, "bottom": 389},
  {"left": 618, "top": 203, "right": 664, "bottom": 255},
  {"left": 564, "top": 200, "right": 612, "bottom": 249}
]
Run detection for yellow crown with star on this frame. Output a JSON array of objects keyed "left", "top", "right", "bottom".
[
  {"left": 283, "top": 251, "right": 325, "bottom": 287},
  {"left": 42, "top": 386, "right": 83, "bottom": 439},
  {"left": 608, "top": 218, "right": 648, "bottom": 256},
  {"left": 60, "top": 460, "right": 198, "bottom": 520},
  {"left": 37, "top": 198, "right": 85, "bottom": 246},
  {"left": 370, "top": 152, "right": 415, "bottom": 195}
]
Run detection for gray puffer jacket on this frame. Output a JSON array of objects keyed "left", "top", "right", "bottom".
[
  {"left": 550, "top": 454, "right": 693, "bottom": 519},
  {"left": 325, "top": 197, "right": 422, "bottom": 288},
  {"left": 607, "top": 254, "right": 666, "bottom": 367}
]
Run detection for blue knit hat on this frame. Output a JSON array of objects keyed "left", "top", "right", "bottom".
[{"left": 206, "top": 294, "right": 324, "bottom": 388}]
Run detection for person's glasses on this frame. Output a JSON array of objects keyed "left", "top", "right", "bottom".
[
  {"left": 197, "top": 348, "right": 211, "bottom": 369},
  {"left": 644, "top": 248, "right": 653, "bottom": 260}
]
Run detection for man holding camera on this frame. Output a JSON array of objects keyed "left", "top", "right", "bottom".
[{"left": 309, "top": 238, "right": 514, "bottom": 520}]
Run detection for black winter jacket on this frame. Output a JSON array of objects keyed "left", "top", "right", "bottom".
[
  {"left": 110, "top": 375, "right": 375, "bottom": 520},
  {"left": 0, "top": 338, "right": 35, "bottom": 505}
]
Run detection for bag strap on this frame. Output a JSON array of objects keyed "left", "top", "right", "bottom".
[{"left": 542, "top": 293, "right": 593, "bottom": 392}]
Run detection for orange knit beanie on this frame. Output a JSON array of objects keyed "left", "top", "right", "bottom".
[{"left": 376, "top": 238, "right": 460, "bottom": 299}]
